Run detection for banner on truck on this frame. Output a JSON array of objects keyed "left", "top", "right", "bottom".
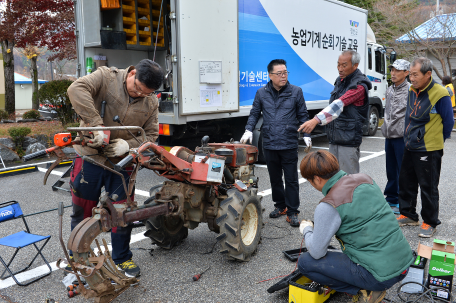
[{"left": 239, "top": 0, "right": 367, "bottom": 107}]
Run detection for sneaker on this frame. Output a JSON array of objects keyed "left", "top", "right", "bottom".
[
  {"left": 286, "top": 213, "right": 300, "bottom": 227},
  {"left": 397, "top": 215, "right": 419, "bottom": 226},
  {"left": 390, "top": 206, "right": 400, "bottom": 215},
  {"left": 64, "top": 256, "right": 74, "bottom": 274},
  {"left": 269, "top": 207, "right": 287, "bottom": 218},
  {"left": 418, "top": 222, "right": 436, "bottom": 238},
  {"left": 352, "top": 290, "right": 386, "bottom": 303},
  {"left": 116, "top": 259, "right": 140, "bottom": 278}
]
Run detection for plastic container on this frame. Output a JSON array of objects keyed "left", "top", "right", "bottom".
[{"left": 86, "top": 57, "right": 93, "bottom": 74}]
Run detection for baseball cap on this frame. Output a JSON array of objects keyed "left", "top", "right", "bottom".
[{"left": 388, "top": 59, "right": 410, "bottom": 71}]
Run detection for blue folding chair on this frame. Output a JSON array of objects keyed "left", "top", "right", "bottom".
[{"left": 0, "top": 201, "right": 52, "bottom": 286}]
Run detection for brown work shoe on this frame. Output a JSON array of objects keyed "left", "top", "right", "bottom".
[
  {"left": 352, "top": 290, "right": 386, "bottom": 303},
  {"left": 269, "top": 207, "right": 287, "bottom": 218}
]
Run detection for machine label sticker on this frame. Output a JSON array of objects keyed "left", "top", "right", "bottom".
[{"left": 211, "top": 162, "right": 222, "bottom": 173}]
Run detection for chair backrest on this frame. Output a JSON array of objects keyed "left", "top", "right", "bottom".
[{"left": 0, "top": 201, "right": 24, "bottom": 223}]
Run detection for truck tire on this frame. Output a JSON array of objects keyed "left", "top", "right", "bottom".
[
  {"left": 365, "top": 106, "right": 379, "bottom": 136},
  {"left": 216, "top": 189, "right": 262, "bottom": 261},
  {"left": 144, "top": 215, "right": 188, "bottom": 250}
]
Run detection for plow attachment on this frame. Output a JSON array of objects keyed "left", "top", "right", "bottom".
[{"left": 58, "top": 205, "right": 139, "bottom": 303}]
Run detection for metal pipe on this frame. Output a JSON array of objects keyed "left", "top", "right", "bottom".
[
  {"left": 67, "top": 126, "right": 147, "bottom": 142},
  {"left": 124, "top": 203, "right": 169, "bottom": 223}
]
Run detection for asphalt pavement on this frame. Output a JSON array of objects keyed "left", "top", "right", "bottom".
[{"left": 0, "top": 132, "right": 455, "bottom": 303}]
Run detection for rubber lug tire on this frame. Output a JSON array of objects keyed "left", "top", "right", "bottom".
[
  {"left": 143, "top": 215, "right": 188, "bottom": 250},
  {"left": 217, "top": 189, "right": 262, "bottom": 261}
]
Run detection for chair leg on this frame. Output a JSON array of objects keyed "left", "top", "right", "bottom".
[
  {"left": 0, "top": 248, "right": 20, "bottom": 279},
  {"left": 0, "top": 238, "right": 52, "bottom": 286}
]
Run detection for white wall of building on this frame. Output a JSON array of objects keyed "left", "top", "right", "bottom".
[{"left": 14, "top": 83, "right": 43, "bottom": 110}]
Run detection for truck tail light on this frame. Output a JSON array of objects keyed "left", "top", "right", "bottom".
[
  {"left": 163, "top": 124, "right": 170, "bottom": 136},
  {"left": 159, "top": 124, "right": 171, "bottom": 136}
]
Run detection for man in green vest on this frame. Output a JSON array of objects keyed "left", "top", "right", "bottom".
[
  {"left": 298, "top": 150, "right": 413, "bottom": 303},
  {"left": 396, "top": 57, "right": 454, "bottom": 238}
]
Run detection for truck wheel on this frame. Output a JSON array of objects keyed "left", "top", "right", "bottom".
[
  {"left": 216, "top": 189, "right": 262, "bottom": 261},
  {"left": 257, "top": 131, "right": 266, "bottom": 164},
  {"left": 366, "top": 106, "right": 379, "bottom": 136},
  {"left": 143, "top": 215, "right": 188, "bottom": 250}
]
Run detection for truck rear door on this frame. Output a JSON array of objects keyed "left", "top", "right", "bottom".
[{"left": 176, "top": 0, "right": 239, "bottom": 116}]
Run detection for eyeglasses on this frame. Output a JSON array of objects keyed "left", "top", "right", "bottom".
[
  {"left": 134, "top": 75, "right": 154, "bottom": 97},
  {"left": 270, "top": 71, "right": 290, "bottom": 77}
]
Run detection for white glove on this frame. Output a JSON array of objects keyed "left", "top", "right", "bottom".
[
  {"left": 304, "top": 137, "right": 312, "bottom": 153},
  {"left": 299, "top": 219, "right": 314, "bottom": 234},
  {"left": 240, "top": 130, "right": 253, "bottom": 144},
  {"left": 87, "top": 125, "right": 106, "bottom": 148},
  {"left": 104, "top": 139, "right": 129, "bottom": 157}
]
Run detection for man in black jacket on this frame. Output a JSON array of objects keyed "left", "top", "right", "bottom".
[
  {"left": 299, "top": 50, "right": 372, "bottom": 174},
  {"left": 240, "top": 59, "right": 311, "bottom": 227}
]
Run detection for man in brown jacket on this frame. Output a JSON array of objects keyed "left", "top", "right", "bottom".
[{"left": 67, "top": 59, "right": 163, "bottom": 278}]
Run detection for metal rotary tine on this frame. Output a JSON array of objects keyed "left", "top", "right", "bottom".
[
  {"left": 95, "top": 239, "right": 104, "bottom": 257},
  {"left": 89, "top": 247, "right": 109, "bottom": 281},
  {"left": 102, "top": 239, "right": 130, "bottom": 283}
]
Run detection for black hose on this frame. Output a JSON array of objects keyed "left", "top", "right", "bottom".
[{"left": 223, "top": 167, "right": 234, "bottom": 184}]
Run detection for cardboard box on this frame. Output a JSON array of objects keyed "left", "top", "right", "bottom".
[
  {"left": 417, "top": 239, "right": 455, "bottom": 300},
  {"left": 93, "top": 60, "right": 108, "bottom": 70}
]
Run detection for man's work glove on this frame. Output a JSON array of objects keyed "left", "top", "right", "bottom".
[
  {"left": 240, "top": 130, "right": 253, "bottom": 144},
  {"left": 104, "top": 139, "right": 129, "bottom": 157},
  {"left": 304, "top": 137, "right": 312, "bottom": 153},
  {"left": 87, "top": 125, "right": 109, "bottom": 148},
  {"left": 299, "top": 219, "right": 314, "bottom": 234}
]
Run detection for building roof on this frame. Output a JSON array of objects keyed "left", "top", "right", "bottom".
[
  {"left": 14, "top": 72, "right": 47, "bottom": 84},
  {"left": 396, "top": 13, "right": 456, "bottom": 43}
]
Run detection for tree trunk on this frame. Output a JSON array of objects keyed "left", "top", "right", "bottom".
[
  {"left": 447, "top": 55, "right": 453, "bottom": 78},
  {"left": 30, "top": 56, "right": 39, "bottom": 110},
  {"left": 1, "top": 40, "right": 15, "bottom": 117}
]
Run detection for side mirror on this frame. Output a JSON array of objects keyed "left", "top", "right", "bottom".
[{"left": 390, "top": 51, "right": 397, "bottom": 64}]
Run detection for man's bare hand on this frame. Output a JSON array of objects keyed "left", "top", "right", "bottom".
[{"left": 298, "top": 119, "right": 319, "bottom": 133}]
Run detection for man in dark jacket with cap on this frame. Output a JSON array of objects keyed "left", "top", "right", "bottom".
[
  {"left": 299, "top": 50, "right": 372, "bottom": 174},
  {"left": 240, "top": 59, "right": 311, "bottom": 227}
]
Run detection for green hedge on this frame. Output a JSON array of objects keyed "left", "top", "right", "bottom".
[
  {"left": 23, "top": 109, "right": 41, "bottom": 120},
  {"left": 36, "top": 80, "right": 74, "bottom": 126}
]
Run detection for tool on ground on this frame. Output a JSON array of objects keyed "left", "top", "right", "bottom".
[
  {"left": 67, "top": 289, "right": 79, "bottom": 298},
  {"left": 193, "top": 266, "right": 210, "bottom": 281},
  {"left": 67, "top": 284, "right": 78, "bottom": 291}
]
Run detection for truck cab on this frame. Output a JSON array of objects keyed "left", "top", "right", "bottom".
[{"left": 363, "top": 25, "right": 389, "bottom": 136}]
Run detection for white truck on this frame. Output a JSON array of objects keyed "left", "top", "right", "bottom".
[{"left": 74, "top": 0, "right": 393, "bottom": 160}]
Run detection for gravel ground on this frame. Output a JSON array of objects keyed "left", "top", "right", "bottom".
[{"left": 0, "top": 133, "right": 455, "bottom": 303}]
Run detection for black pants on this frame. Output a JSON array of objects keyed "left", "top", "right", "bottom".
[
  {"left": 264, "top": 148, "right": 299, "bottom": 215},
  {"left": 398, "top": 149, "right": 443, "bottom": 227}
]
